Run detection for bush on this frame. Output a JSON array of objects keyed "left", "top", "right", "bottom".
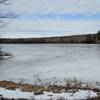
[{"left": 0, "top": 47, "right": 13, "bottom": 60}]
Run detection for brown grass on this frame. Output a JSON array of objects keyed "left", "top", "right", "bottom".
[
  {"left": 0, "top": 80, "right": 17, "bottom": 90},
  {"left": 0, "top": 79, "right": 100, "bottom": 99}
]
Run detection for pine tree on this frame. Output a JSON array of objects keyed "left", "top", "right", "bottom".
[{"left": 97, "top": 30, "right": 100, "bottom": 40}]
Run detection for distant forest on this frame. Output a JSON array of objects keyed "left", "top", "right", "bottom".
[{"left": 0, "top": 31, "right": 100, "bottom": 44}]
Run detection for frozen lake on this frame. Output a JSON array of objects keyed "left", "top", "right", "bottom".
[{"left": 0, "top": 44, "right": 100, "bottom": 82}]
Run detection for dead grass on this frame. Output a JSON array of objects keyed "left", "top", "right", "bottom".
[
  {"left": 21, "top": 85, "right": 33, "bottom": 92},
  {"left": 0, "top": 79, "right": 100, "bottom": 93},
  {"left": 0, "top": 79, "right": 100, "bottom": 99},
  {"left": 47, "top": 85, "right": 63, "bottom": 93},
  {"left": 33, "top": 85, "right": 45, "bottom": 95},
  {"left": 0, "top": 80, "right": 17, "bottom": 90}
]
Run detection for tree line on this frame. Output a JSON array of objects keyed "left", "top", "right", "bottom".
[
  {"left": 0, "top": 31, "right": 100, "bottom": 44},
  {"left": 83, "top": 31, "right": 100, "bottom": 43}
]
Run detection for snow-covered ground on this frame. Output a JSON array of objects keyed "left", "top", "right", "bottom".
[{"left": 0, "top": 88, "right": 97, "bottom": 100}]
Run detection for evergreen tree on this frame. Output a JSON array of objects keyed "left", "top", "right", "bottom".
[
  {"left": 97, "top": 30, "right": 100, "bottom": 40},
  {"left": 85, "top": 34, "right": 95, "bottom": 43}
]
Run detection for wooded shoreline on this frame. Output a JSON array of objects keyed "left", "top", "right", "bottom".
[{"left": 0, "top": 32, "right": 100, "bottom": 44}]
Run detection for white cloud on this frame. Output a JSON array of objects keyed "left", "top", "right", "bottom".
[
  {"left": 0, "top": 18, "right": 100, "bottom": 33},
  {"left": 9, "top": 0, "right": 100, "bottom": 15},
  {"left": 0, "top": 0, "right": 100, "bottom": 34}
]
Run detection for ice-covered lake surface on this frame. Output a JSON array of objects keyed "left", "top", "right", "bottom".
[{"left": 0, "top": 44, "right": 100, "bottom": 83}]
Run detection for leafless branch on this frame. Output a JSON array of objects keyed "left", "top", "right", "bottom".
[
  {"left": 0, "top": 0, "right": 9, "bottom": 5},
  {"left": 0, "top": 0, "right": 16, "bottom": 27}
]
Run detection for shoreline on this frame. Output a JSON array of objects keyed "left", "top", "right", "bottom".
[
  {"left": 0, "top": 32, "right": 100, "bottom": 44},
  {"left": 0, "top": 79, "right": 100, "bottom": 99}
]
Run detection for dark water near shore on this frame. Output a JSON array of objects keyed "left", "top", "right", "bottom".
[{"left": 0, "top": 44, "right": 100, "bottom": 82}]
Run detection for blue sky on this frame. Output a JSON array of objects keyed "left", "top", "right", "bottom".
[{"left": 0, "top": 0, "right": 100, "bottom": 34}]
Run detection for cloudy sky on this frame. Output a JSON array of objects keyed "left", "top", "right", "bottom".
[{"left": 0, "top": 0, "right": 100, "bottom": 36}]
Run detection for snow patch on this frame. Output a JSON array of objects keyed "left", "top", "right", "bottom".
[{"left": 0, "top": 88, "right": 97, "bottom": 100}]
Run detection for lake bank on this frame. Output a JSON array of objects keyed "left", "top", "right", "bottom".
[
  {"left": 0, "top": 32, "right": 100, "bottom": 44},
  {"left": 0, "top": 79, "right": 100, "bottom": 100}
]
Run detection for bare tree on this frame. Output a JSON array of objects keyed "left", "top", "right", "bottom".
[
  {"left": 0, "top": 0, "right": 16, "bottom": 26},
  {"left": 0, "top": 0, "right": 9, "bottom": 40},
  {"left": 0, "top": 0, "right": 9, "bottom": 56},
  {"left": 0, "top": 0, "right": 8, "bottom": 5},
  {"left": 0, "top": 0, "right": 15, "bottom": 59}
]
